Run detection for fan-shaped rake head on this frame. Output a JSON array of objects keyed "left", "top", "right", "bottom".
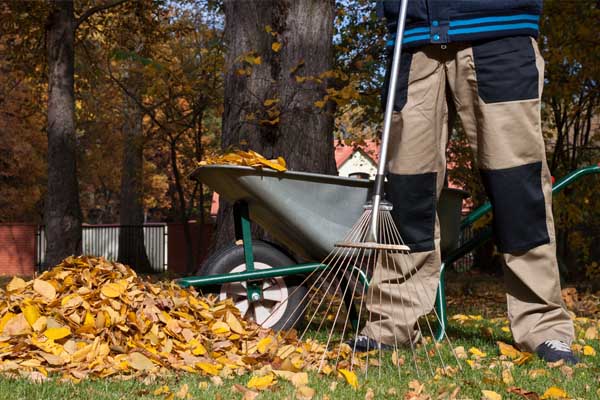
[{"left": 259, "top": 206, "right": 463, "bottom": 379}]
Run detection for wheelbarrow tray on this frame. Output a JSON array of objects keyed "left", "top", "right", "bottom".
[{"left": 191, "top": 165, "right": 467, "bottom": 261}]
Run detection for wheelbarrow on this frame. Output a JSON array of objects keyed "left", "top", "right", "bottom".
[
  {"left": 179, "top": 163, "right": 600, "bottom": 338},
  {"left": 178, "top": 164, "right": 468, "bottom": 333}
]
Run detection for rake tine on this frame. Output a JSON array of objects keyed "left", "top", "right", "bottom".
[
  {"left": 379, "top": 212, "right": 438, "bottom": 377},
  {"left": 299, "top": 212, "right": 373, "bottom": 342},
  {"left": 383, "top": 212, "right": 462, "bottom": 372},
  {"left": 379, "top": 214, "right": 418, "bottom": 379},
  {"left": 259, "top": 210, "right": 372, "bottom": 334}
]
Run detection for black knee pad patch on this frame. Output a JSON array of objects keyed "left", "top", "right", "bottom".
[
  {"left": 480, "top": 162, "right": 549, "bottom": 253},
  {"left": 386, "top": 172, "right": 437, "bottom": 252},
  {"left": 473, "top": 36, "right": 539, "bottom": 103}
]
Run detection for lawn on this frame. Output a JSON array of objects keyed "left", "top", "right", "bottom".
[{"left": 0, "top": 271, "right": 598, "bottom": 400}]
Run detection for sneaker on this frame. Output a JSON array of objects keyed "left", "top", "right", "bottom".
[
  {"left": 345, "top": 335, "right": 393, "bottom": 352},
  {"left": 535, "top": 340, "right": 579, "bottom": 364}
]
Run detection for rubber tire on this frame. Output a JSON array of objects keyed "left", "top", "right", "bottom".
[{"left": 198, "top": 241, "right": 308, "bottom": 331}]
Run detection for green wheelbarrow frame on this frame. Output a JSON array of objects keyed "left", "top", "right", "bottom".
[{"left": 179, "top": 164, "right": 600, "bottom": 339}]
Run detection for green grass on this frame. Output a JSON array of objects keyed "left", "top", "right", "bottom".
[{"left": 0, "top": 321, "right": 598, "bottom": 400}]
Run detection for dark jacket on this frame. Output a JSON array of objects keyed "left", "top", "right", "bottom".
[{"left": 378, "top": 0, "right": 542, "bottom": 48}]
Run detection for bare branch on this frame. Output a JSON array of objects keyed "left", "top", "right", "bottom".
[{"left": 75, "top": 0, "right": 130, "bottom": 30}]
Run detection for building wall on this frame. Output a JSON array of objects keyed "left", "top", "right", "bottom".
[
  {"left": 338, "top": 151, "right": 377, "bottom": 178},
  {"left": 0, "top": 224, "right": 36, "bottom": 276}
]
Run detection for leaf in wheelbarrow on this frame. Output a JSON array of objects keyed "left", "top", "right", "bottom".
[{"left": 199, "top": 149, "right": 287, "bottom": 171}]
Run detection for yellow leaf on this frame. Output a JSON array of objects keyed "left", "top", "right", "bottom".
[
  {"left": 314, "top": 100, "right": 326, "bottom": 108},
  {"left": 338, "top": 368, "right": 359, "bottom": 389},
  {"left": 513, "top": 352, "right": 533, "bottom": 366},
  {"left": 33, "top": 279, "right": 56, "bottom": 300},
  {"left": 129, "top": 352, "right": 154, "bottom": 371},
  {"left": 6, "top": 277, "right": 27, "bottom": 292},
  {"left": 541, "top": 386, "right": 568, "bottom": 399},
  {"left": 0, "top": 312, "right": 15, "bottom": 332},
  {"left": 469, "top": 347, "right": 487, "bottom": 358},
  {"left": 43, "top": 326, "right": 71, "bottom": 340},
  {"left": 197, "top": 362, "right": 220, "bottom": 376},
  {"left": 22, "top": 304, "right": 40, "bottom": 327},
  {"left": 247, "top": 373, "right": 275, "bottom": 390},
  {"left": 497, "top": 341, "right": 520, "bottom": 359},
  {"left": 211, "top": 320, "right": 230, "bottom": 335},
  {"left": 265, "top": 25, "right": 272, "bottom": 33},
  {"left": 263, "top": 98, "right": 279, "bottom": 107},
  {"left": 583, "top": 345, "right": 596, "bottom": 356},
  {"left": 257, "top": 336, "right": 274, "bottom": 353},
  {"left": 153, "top": 386, "right": 170, "bottom": 395},
  {"left": 481, "top": 390, "right": 502, "bottom": 400},
  {"left": 272, "top": 42, "right": 282, "bottom": 52},
  {"left": 101, "top": 282, "right": 124, "bottom": 298},
  {"left": 502, "top": 369, "right": 514, "bottom": 385},
  {"left": 226, "top": 312, "right": 246, "bottom": 334}
]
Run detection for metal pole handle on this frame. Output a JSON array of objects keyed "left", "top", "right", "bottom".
[{"left": 369, "top": 0, "right": 409, "bottom": 241}]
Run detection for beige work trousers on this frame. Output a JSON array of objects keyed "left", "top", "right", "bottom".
[{"left": 362, "top": 37, "right": 574, "bottom": 352}]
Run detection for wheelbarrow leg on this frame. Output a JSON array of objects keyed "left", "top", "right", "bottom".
[
  {"left": 233, "top": 201, "right": 262, "bottom": 301},
  {"left": 434, "top": 262, "right": 448, "bottom": 341}
]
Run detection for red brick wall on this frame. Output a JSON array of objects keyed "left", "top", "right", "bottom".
[
  {"left": 167, "top": 222, "right": 214, "bottom": 275},
  {"left": 0, "top": 224, "right": 36, "bottom": 276}
]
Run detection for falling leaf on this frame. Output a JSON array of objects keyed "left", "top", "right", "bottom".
[
  {"left": 338, "top": 369, "right": 358, "bottom": 389},
  {"left": 481, "top": 390, "right": 502, "bottom": 400},
  {"left": 271, "top": 42, "right": 282, "bottom": 52},
  {"left": 540, "top": 386, "right": 568, "bottom": 399}
]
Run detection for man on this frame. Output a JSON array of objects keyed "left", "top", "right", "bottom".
[{"left": 350, "top": 0, "right": 578, "bottom": 364}]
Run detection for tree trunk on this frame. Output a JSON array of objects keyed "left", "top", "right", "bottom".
[
  {"left": 214, "top": 0, "right": 337, "bottom": 252},
  {"left": 117, "top": 71, "right": 152, "bottom": 273},
  {"left": 44, "top": 0, "right": 82, "bottom": 267}
]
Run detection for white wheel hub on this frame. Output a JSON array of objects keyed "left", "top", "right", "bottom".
[{"left": 220, "top": 262, "right": 289, "bottom": 329}]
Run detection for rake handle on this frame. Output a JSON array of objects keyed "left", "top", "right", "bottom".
[{"left": 370, "top": 0, "right": 409, "bottom": 241}]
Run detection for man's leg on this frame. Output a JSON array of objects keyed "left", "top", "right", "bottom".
[
  {"left": 360, "top": 46, "right": 450, "bottom": 346},
  {"left": 447, "top": 37, "right": 575, "bottom": 356}
]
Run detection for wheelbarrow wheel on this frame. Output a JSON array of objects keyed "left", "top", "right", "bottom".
[{"left": 198, "top": 241, "right": 308, "bottom": 331}]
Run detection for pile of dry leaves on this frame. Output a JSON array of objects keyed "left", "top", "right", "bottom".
[
  {"left": 199, "top": 150, "right": 287, "bottom": 172},
  {"left": 0, "top": 256, "right": 350, "bottom": 383}
]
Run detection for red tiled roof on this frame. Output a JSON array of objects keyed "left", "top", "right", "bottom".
[{"left": 335, "top": 139, "right": 380, "bottom": 167}]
